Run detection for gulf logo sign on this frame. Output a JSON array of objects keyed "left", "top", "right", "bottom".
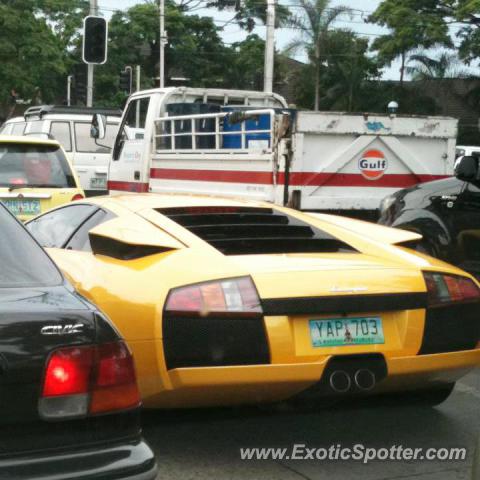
[{"left": 358, "top": 149, "right": 388, "bottom": 180}]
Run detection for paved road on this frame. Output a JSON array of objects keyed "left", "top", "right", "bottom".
[{"left": 144, "top": 369, "right": 480, "bottom": 480}]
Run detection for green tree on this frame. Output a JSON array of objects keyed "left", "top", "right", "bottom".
[
  {"left": 224, "top": 34, "right": 284, "bottom": 91},
  {"left": 288, "top": 31, "right": 379, "bottom": 111},
  {"left": 406, "top": 50, "right": 469, "bottom": 80},
  {"left": 369, "top": 0, "right": 452, "bottom": 86},
  {"left": 322, "top": 31, "right": 379, "bottom": 111},
  {"left": 205, "top": 0, "right": 291, "bottom": 32},
  {"left": 374, "top": 0, "right": 480, "bottom": 63},
  {"left": 0, "top": 0, "right": 88, "bottom": 116},
  {"left": 91, "top": 2, "right": 231, "bottom": 106},
  {"left": 285, "top": 0, "right": 352, "bottom": 110}
]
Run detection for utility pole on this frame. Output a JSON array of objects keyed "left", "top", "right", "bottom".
[
  {"left": 87, "top": 0, "right": 98, "bottom": 106},
  {"left": 263, "top": 0, "right": 276, "bottom": 92},
  {"left": 67, "top": 75, "right": 73, "bottom": 106},
  {"left": 159, "top": 0, "right": 167, "bottom": 88},
  {"left": 136, "top": 65, "right": 141, "bottom": 92}
]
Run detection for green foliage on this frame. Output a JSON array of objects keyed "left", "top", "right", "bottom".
[
  {"left": 0, "top": 0, "right": 87, "bottom": 115},
  {"left": 370, "top": 0, "right": 480, "bottom": 67},
  {"left": 320, "top": 32, "right": 379, "bottom": 111},
  {"left": 289, "top": 31, "right": 380, "bottom": 112},
  {"left": 90, "top": 2, "right": 231, "bottom": 106},
  {"left": 205, "top": 0, "right": 291, "bottom": 32},
  {"left": 369, "top": 0, "right": 452, "bottom": 76},
  {"left": 284, "top": 0, "right": 352, "bottom": 109},
  {"left": 406, "top": 51, "right": 469, "bottom": 80},
  {"left": 225, "top": 35, "right": 266, "bottom": 90}
]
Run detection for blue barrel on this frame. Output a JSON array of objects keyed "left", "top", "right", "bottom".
[
  {"left": 221, "top": 107, "right": 272, "bottom": 149},
  {"left": 221, "top": 107, "right": 242, "bottom": 149}
]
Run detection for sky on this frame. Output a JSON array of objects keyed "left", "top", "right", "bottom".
[{"left": 96, "top": 0, "right": 477, "bottom": 81}]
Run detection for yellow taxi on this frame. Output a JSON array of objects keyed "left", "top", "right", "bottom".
[{"left": 0, "top": 135, "right": 84, "bottom": 221}]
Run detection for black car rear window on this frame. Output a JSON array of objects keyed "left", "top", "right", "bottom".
[
  {"left": 0, "top": 205, "right": 62, "bottom": 287},
  {"left": 158, "top": 206, "right": 357, "bottom": 255},
  {"left": 0, "top": 142, "right": 76, "bottom": 189}
]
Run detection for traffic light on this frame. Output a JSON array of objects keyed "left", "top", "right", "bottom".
[
  {"left": 83, "top": 16, "right": 108, "bottom": 64},
  {"left": 73, "top": 64, "right": 87, "bottom": 105},
  {"left": 119, "top": 67, "right": 133, "bottom": 94}
]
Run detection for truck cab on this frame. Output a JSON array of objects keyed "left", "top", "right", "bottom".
[{"left": 108, "top": 87, "right": 288, "bottom": 197}]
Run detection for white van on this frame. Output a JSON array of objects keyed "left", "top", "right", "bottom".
[{"left": 0, "top": 106, "right": 122, "bottom": 196}]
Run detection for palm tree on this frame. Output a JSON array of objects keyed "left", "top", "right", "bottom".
[
  {"left": 284, "top": 0, "right": 351, "bottom": 110},
  {"left": 406, "top": 51, "right": 469, "bottom": 80}
]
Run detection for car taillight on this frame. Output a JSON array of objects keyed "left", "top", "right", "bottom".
[
  {"left": 71, "top": 193, "right": 84, "bottom": 201},
  {"left": 423, "top": 272, "right": 480, "bottom": 307},
  {"left": 90, "top": 342, "right": 140, "bottom": 414},
  {"left": 39, "top": 341, "right": 140, "bottom": 420},
  {"left": 165, "top": 276, "right": 262, "bottom": 315}
]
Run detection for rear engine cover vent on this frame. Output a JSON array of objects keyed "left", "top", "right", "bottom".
[{"left": 157, "top": 206, "right": 357, "bottom": 255}]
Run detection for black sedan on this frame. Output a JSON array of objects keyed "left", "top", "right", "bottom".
[
  {"left": 379, "top": 155, "right": 480, "bottom": 278},
  {"left": 0, "top": 203, "right": 157, "bottom": 479}
]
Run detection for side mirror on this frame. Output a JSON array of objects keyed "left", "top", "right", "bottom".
[
  {"left": 455, "top": 155, "right": 480, "bottom": 183},
  {"left": 91, "top": 113, "right": 107, "bottom": 140}
]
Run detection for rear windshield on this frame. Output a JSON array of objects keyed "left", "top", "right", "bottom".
[
  {"left": 0, "top": 205, "right": 62, "bottom": 287},
  {"left": 0, "top": 142, "right": 76, "bottom": 189},
  {"left": 158, "top": 207, "right": 357, "bottom": 255}
]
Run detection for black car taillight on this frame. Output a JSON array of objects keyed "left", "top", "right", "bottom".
[
  {"left": 423, "top": 272, "right": 480, "bottom": 307},
  {"left": 39, "top": 341, "right": 141, "bottom": 420}
]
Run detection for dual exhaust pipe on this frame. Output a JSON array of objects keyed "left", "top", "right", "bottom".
[{"left": 329, "top": 369, "right": 376, "bottom": 393}]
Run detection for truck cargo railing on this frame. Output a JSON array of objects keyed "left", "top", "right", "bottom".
[{"left": 154, "top": 109, "right": 277, "bottom": 153}]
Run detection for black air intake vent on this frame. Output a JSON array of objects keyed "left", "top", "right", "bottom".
[
  {"left": 158, "top": 206, "right": 357, "bottom": 255},
  {"left": 162, "top": 313, "right": 270, "bottom": 369},
  {"left": 418, "top": 302, "right": 480, "bottom": 354}
]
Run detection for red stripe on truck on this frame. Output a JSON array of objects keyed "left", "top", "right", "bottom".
[
  {"left": 150, "top": 168, "right": 448, "bottom": 188},
  {"left": 150, "top": 168, "right": 273, "bottom": 184},
  {"left": 108, "top": 181, "right": 149, "bottom": 193}
]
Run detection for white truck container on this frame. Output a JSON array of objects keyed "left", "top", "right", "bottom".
[{"left": 105, "top": 87, "right": 458, "bottom": 217}]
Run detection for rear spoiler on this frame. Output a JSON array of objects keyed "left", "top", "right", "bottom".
[
  {"left": 89, "top": 215, "right": 184, "bottom": 260},
  {"left": 305, "top": 213, "right": 422, "bottom": 246}
]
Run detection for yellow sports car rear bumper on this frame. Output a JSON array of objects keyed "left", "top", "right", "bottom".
[{"left": 142, "top": 348, "right": 480, "bottom": 408}]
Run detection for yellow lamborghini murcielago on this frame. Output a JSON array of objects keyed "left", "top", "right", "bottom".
[{"left": 26, "top": 194, "right": 480, "bottom": 408}]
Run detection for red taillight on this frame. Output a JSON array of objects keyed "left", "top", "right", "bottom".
[
  {"left": 90, "top": 342, "right": 140, "bottom": 414},
  {"left": 71, "top": 193, "right": 84, "bottom": 201},
  {"left": 165, "top": 276, "right": 262, "bottom": 314},
  {"left": 9, "top": 178, "right": 26, "bottom": 185},
  {"left": 42, "top": 346, "right": 94, "bottom": 397},
  {"left": 423, "top": 272, "right": 480, "bottom": 307},
  {"left": 39, "top": 341, "right": 140, "bottom": 420}
]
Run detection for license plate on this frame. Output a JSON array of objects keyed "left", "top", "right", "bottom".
[
  {"left": 3, "top": 199, "right": 40, "bottom": 216},
  {"left": 90, "top": 177, "right": 107, "bottom": 189},
  {"left": 309, "top": 317, "right": 384, "bottom": 347}
]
